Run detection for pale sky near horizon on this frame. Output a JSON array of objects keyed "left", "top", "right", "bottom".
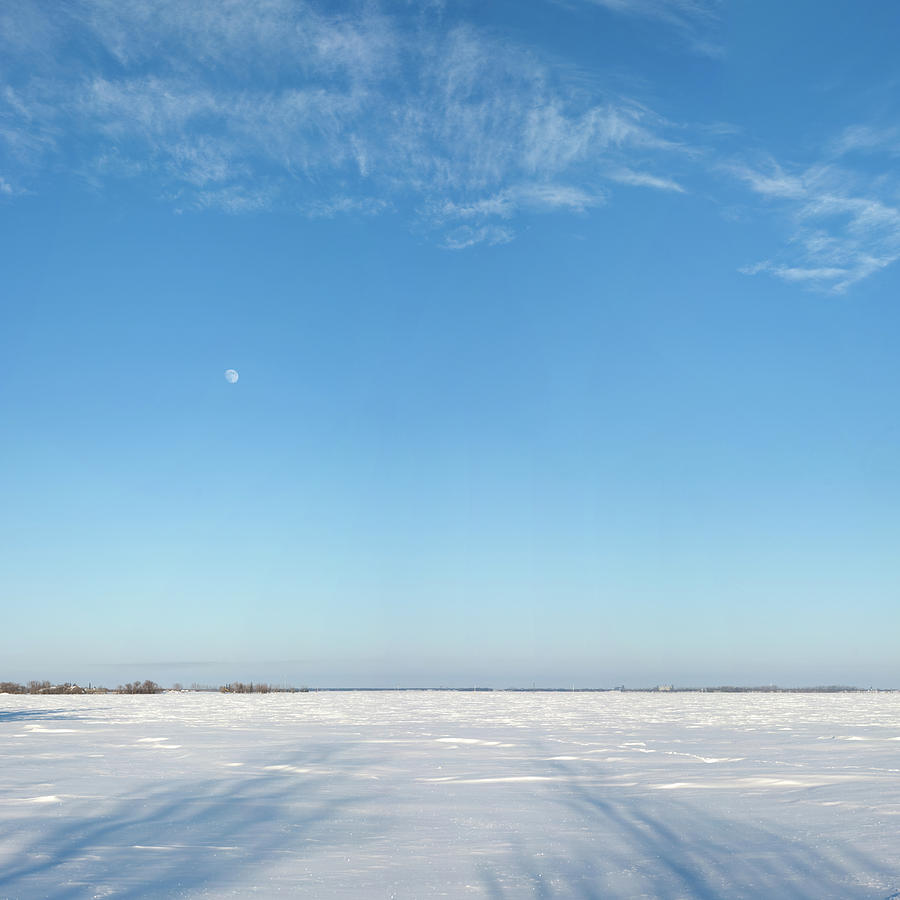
[{"left": 2, "top": 1, "right": 899, "bottom": 688}]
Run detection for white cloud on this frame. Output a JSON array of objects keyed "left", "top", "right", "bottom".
[
  {"left": 578, "top": 0, "right": 718, "bottom": 25},
  {"left": 734, "top": 160, "right": 900, "bottom": 293},
  {"left": 6, "top": 1, "right": 898, "bottom": 287},
  {"left": 436, "top": 183, "right": 604, "bottom": 223},
  {"left": 513, "top": 182, "right": 605, "bottom": 212},
  {"left": 609, "top": 168, "right": 685, "bottom": 192},
  {"left": 739, "top": 262, "right": 849, "bottom": 284},
  {"left": 78, "top": 0, "right": 399, "bottom": 81},
  {"left": 828, "top": 124, "right": 900, "bottom": 158},
  {"left": 727, "top": 162, "right": 805, "bottom": 199},
  {"left": 568, "top": 0, "right": 722, "bottom": 55},
  {"left": 442, "top": 224, "right": 514, "bottom": 250},
  {"left": 193, "top": 184, "right": 275, "bottom": 214},
  {"left": 0, "top": 1, "right": 690, "bottom": 247},
  {"left": 437, "top": 194, "right": 516, "bottom": 221},
  {"left": 305, "top": 196, "right": 391, "bottom": 219}
]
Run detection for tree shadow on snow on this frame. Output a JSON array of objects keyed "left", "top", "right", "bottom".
[
  {"left": 475, "top": 753, "right": 898, "bottom": 900},
  {"left": 0, "top": 740, "right": 389, "bottom": 898},
  {"left": 0, "top": 708, "right": 81, "bottom": 723}
]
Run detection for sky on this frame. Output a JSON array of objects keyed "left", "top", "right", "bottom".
[{"left": 2, "top": 0, "right": 900, "bottom": 689}]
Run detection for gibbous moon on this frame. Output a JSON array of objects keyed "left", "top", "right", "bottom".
[{"left": 224, "top": 369, "right": 239, "bottom": 384}]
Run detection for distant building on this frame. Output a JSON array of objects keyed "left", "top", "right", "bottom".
[{"left": 657, "top": 684, "right": 673, "bottom": 692}]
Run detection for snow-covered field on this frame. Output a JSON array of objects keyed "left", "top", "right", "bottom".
[{"left": 1, "top": 691, "right": 899, "bottom": 899}]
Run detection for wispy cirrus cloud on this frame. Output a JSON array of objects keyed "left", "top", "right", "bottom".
[
  {"left": 305, "top": 196, "right": 391, "bottom": 220},
  {"left": 429, "top": 182, "right": 605, "bottom": 247},
  {"left": 827, "top": 124, "right": 900, "bottom": 159},
  {"left": 564, "top": 0, "right": 722, "bottom": 55},
  {"left": 435, "top": 183, "right": 605, "bottom": 222},
  {"left": 608, "top": 167, "right": 685, "bottom": 192},
  {"left": 442, "top": 224, "right": 515, "bottom": 251},
  {"left": 0, "top": 0, "right": 692, "bottom": 245},
  {"left": 7, "top": 0, "right": 897, "bottom": 290},
  {"left": 731, "top": 158, "right": 900, "bottom": 293}
]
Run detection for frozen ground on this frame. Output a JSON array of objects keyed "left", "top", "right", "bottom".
[{"left": 1, "top": 691, "right": 899, "bottom": 899}]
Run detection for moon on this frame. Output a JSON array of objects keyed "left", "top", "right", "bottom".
[{"left": 224, "top": 369, "right": 239, "bottom": 384}]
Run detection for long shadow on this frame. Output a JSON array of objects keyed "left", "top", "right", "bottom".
[
  {"left": 0, "top": 708, "right": 80, "bottom": 723},
  {"left": 0, "top": 740, "right": 389, "bottom": 898},
  {"left": 476, "top": 747, "right": 899, "bottom": 899}
]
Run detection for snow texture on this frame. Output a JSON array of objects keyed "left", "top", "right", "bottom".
[{"left": 1, "top": 691, "right": 899, "bottom": 898}]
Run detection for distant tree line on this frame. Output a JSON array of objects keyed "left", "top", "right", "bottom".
[
  {"left": 219, "top": 682, "right": 308, "bottom": 693},
  {"left": 0, "top": 680, "right": 163, "bottom": 694},
  {"left": 4, "top": 681, "right": 879, "bottom": 695},
  {"left": 117, "top": 680, "right": 164, "bottom": 694},
  {"left": 0, "top": 681, "right": 105, "bottom": 695},
  {"left": 664, "top": 685, "right": 864, "bottom": 693},
  {"left": 0, "top": 679, "right": 308, "bottom": 694}
]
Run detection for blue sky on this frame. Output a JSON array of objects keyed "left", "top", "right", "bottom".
[{"left": 2, "top": 1, "right": 899, "bottom": 688}]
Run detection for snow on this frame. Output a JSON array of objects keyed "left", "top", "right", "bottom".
[{"left": 2, "top": 691, "right": 899, "bottom": 898}]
